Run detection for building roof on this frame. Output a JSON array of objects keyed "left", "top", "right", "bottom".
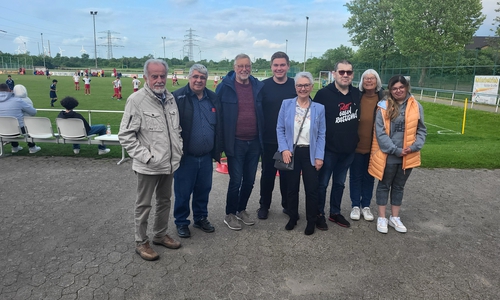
[{"left": 466, "top": 36, "right": 500, "bottom": 50}]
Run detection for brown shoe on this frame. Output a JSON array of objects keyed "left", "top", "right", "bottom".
[
  {"left": 152, "top": 234, "right": 181, "bottom": 249},
  {"left": 135, "top": 243, "right": 159, "bottom": 261}
]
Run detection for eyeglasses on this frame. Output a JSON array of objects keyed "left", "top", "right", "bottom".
[
  {"left": 236, "top": 65, "right": 251, "bottom": 70},
  {"left": 191, "top": 75, "right": 207, "bottom": 80},
  {"left": 337, "top": 70, "right": 353, "bottom": 76},
  {"left": 391, "top": 86, "right": 406, "bottom": 92},
  {"left": 364, "top": 77, "right": 376, "bottom": 81},
  {"left": 296, "top": 83, "right": 312, "bottom": 89}
]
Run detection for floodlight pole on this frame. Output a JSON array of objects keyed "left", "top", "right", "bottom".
[
  {"left": 286, "top": 39, "right": 288, "bottom": 54},
  {"left": 41, "top": 33, "right": 46, "bottom": 69},
  {"left": 303, "top": 16, "right": 309, "bottom": 72},
  {"left": 162, "top": 37, "right": 166, "bottom": 59},
  {"left": 90, "top": 11, "right": 98, "bottom": 68}
]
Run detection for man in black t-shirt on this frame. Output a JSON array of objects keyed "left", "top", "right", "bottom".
[{"left": 257, "top": 51, "right": 297, "bottom": 220}]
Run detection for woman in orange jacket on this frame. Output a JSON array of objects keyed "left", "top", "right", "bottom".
[{"left": 368, "top": 75, "right": 427, "bottom": 234}]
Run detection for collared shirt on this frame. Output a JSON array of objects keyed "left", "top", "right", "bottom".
[{"left": 187, "top": 89, "right": 215, "bottom": 156}]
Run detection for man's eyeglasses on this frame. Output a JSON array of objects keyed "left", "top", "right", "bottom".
[
  {"left": 337, "top": 70, "right": 353, "bottom": 76},
  {"left": 236, "top": 65, "right": 251, "bottom": 70},
  {"left": 296, "top": 84, "right": 312, "bottom": 89},
  {"left": 191, "top": 75, "right": 207, "bottom": 80}
]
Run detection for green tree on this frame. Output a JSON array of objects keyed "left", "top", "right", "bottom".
[
  {"left": 494, "top": 2, "right": 500, "bottom": 36},
  {"left": 344, "top": 0, "right": 396, "bottom": 65},
  {"left": 393, "top": 0, "right": 485, "bottom": 86}
]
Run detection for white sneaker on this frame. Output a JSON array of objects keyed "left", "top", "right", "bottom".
[
  {"left": 350, "top": 207, "right": 360, "bottom": 220},
  {"left": 389, "top": 216, "right": 407, "bottom": 233},
  {"left": 29, "top": 146, "right": 41, "bottom": 154},
  {"left": 11, "top": 146, "right": 23, "bottom": 153},
  {"left": 361, "top": 207, "right": 374, "bottom": 221},
  {"left": 98, "top": 148, "right": 111, "bottom": 155},
  {"left": 377, "top": 217, "right": 388, "bottom": 234},
  {"left": 73, "top": 149, "right": 80, "bottom": 154}
]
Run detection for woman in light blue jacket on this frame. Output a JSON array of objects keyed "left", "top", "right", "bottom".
[{"left": 276, "top": 72, "right": 326, "bottom": 235}]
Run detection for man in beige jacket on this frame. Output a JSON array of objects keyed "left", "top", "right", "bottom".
[{"left": 119, "top": 59, "right": 183, "bottom": 261}]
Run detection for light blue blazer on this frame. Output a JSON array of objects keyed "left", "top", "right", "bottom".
[{"left": 276, "top": 97, "right": 326, "bottom": 166}]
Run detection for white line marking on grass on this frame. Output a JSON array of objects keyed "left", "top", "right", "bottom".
[{"left": 425, "top": 122, "right": 460, "bottom": 134}]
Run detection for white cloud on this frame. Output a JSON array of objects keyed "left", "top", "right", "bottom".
[
  {"left": 13, "top": 36, "right": 29, "bottom": 45},
  {"left": 253, "top": 39, "right": 283, "bottom": 49},
  {"left": 214, "top": 30, "right": 256, "bottom": 45}
]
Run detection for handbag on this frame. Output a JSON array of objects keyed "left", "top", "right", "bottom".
[{"left": 274, "top": 103, "right": 310, "bottom": 171}]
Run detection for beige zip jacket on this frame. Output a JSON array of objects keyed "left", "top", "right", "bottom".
[{"left": 118, "top": 83, "right": 183, "bottom": 175}]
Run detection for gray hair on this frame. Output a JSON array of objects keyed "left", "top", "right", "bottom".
[
  {"left": 13, "top": 84, "right": 28, "bottom": 98},
  {"left": 359, "top": 69, "right": 382, "bottom": 92},
  {"left": 233, "top": 53, "right": 251, "bottom": 66},
  {"left": 294, "top": 71, "right": 314, "bottom": 85},
  {"left": 143, "top": 59, "right": 169, "bottom": 77},
  {"left": 189, "top": 64, "right": 208, "bottom": 78}
]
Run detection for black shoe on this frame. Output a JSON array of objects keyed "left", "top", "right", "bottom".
[
  {"left": 257, "top": 208, "right": 269, "bottom": 219},
  {"left": 305, "top": 221, "right": 315, "bottom": 235},
  {"left": 282, "top": 208, "right": 300, "bottom": 220},
  {"left": 316, "top": 215, "right": 328, "bottom": 231},
  {"left": 329, "top": 213, "right": 351, "bottom": 228},
  {"left": 193, "top": 218, "right": 215, "bottom": 233},
  {"left": 285, "top": 217, "right": 297, "bottom": 230},
  {"left": 176, "top": 225, "right": 191, "bottom": 238}
]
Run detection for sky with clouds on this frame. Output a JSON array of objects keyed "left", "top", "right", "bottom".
[{"left": 0, "top": 0, "right": 497, "bottom": 63}]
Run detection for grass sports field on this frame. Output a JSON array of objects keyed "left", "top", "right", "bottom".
[{"left": 3, "top": 73, "right": 500, "bottom": 169}]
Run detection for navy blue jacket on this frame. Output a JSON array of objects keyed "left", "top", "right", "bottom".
[
  {"left": 173, "top": 84, "right": 223, "bottom": 162},
  {"left": 215, "top": 70, "right": 264, "bottom": 156}
]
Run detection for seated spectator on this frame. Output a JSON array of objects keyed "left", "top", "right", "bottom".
[
  {"left": 57, "top": 96, "right": 111, "bottom": 155},
  {"left": 13, "top": 84, "right": 33, "bottom": 116},
  {"left": 0, "top": 83, "right": 41, "bottom": 153}
]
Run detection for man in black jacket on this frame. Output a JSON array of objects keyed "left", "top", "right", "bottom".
[{"left": 172, "top": 64, "right": 223, "bottom": 238}]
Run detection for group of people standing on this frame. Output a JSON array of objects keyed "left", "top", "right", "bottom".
[{"left": 116, "top": 53, "right": 426, "bottom": 261}]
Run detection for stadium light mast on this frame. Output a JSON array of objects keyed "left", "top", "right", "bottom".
[
  {"left": 303, "top": 16, "right": 309, "bottom": 72},
  {"left": 161, "top": 37, "right": 166, "bottom": 59},
  {"left": 41, "top": 33, "right": 46, "bottom": 69},
  {"left": 286, "top": 39, "right": 288, "bottom": 54},
  {"left": 90, "top": 11, "right": 98, "bottom": 68}
]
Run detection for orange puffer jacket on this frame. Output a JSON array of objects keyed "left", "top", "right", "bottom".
[{"left": 368, "top": 96, "right": 421, "bottom": 181}]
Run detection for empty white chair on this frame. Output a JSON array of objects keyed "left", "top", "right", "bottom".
[{"left": 24, "top": 116, "right": 59, "bottom": 142}]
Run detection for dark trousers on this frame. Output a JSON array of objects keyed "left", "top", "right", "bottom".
[
  {"left": 259, "top": 142, "right": 288, "bottom": 210},
  {"left": 318, "top": 151, "right": 355, "bottom": 215},
  {"left": 225, "top": 138, "right": 261, "bottom": 215},
  {"left": 11, "top": 127, "right": 35, "bottom": 148},
  {"left": 286, "top": 146, "right": 319, "bottom": 223},
  {"left": 173, "top": 153, "right": 213, "bottom": 226},
  {"left": 349, "top": 152, "right": 375, "bottom": 208}
]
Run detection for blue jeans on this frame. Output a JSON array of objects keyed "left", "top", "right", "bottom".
[
  {"left": 349, "top": 153, "right": 375, "bottom": 208},
  {"left": 73, "top": 124, "right": 107, "bottom": 150},
  {"left": 225, "top": 138, "right": 261, "bottom": 215},
  {"left": 173, "top": 153, "right": 213, "bottom": 226},
  {"left": 318, "top": 151, "right": 355, "bottom": 215}
]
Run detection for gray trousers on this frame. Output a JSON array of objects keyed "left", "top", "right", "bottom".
[
  {"left": 376, "top": 164, "right": 412, "bottom": 206},
  {"left": 135, "top": 172, "right": 173, "bottom": 244}
]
